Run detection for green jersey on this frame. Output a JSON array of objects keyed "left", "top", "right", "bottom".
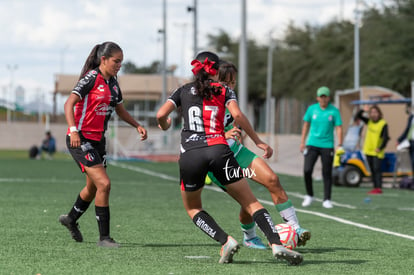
[{"left": 303, "top": 103, "right": 342, "bottom": 148}]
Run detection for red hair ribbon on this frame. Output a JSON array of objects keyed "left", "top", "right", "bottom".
[{"left": 191, "top": 57, "right": 217, "bottom": 76}]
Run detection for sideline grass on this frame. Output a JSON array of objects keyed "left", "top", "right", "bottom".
[{"left": 0, "top": 152, "right": 413, "bottom": 274}]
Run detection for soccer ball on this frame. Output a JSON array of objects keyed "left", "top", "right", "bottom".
[{"left": 275, "top": 223, "right": 298, "bottom": 250}]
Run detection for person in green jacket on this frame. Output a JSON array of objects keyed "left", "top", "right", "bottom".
[{"left": 300, "top": 87, "right": 343, "bottom": 208}]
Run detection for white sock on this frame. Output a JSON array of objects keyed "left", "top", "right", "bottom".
[
  {"left": 279, "top": 206, "right": 300, "bottom": 230},
  {"left": 276, "top": 200, "right": 301, "bottom": 230},
  {"left": 241, "top": 222, "right": 257, "bottom": 240}
]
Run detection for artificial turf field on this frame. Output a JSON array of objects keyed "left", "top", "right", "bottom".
[{"left": 1, "top": 150, "right": 413, "bottom": 274}]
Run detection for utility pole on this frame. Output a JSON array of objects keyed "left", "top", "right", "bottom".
[
  {"left": 187, "top": 0, "right": 198, "bottom": 57},
  {"left": 6, "top": 64, "right": 18, "bottom": 124},
  {"left": 266, "top": 34, "right": 276, "bottom": 134},
  {"left": 161, "top": 0, "right": 167, "bottom": 104},
  {"left": 354, "top": 0, "right": 361, "bottom": 90},
  {"left": 238, "top": 0, "right": 247, "bottom": 113}
]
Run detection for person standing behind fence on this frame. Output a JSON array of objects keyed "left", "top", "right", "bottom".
[
  {"left": 300, "top": 87, "right": 343, "bottom": 208},
  {"left": 356, "top": 105, "right": 389, "bottom": 194},
  {"left": 59, "top": 41, "right": 147, "bottom": 247}
]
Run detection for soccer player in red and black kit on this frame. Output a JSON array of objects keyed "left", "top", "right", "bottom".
[
  {"left": 59, "top": 41, "right": 147, "bottom": 247},
  {"left": 156, "top": 51, "right": 303, "bottom": 264}
]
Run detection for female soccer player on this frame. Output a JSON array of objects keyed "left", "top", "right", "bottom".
[
  {"left": 206, "top": 61, "right": 310, "bottom": 249},
  {"left": 59, "top": 41, "right": 147, "bottom": 247},
  {"left": 156, "top": 51, "right": 302, "bottom": 265}
]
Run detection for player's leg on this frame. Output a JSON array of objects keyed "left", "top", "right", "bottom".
[
  {"left": 180, "top": 146, "right": 239, "bottom": 263},
  {"left": 226, "top": 179, "right": 303, "bottom": 265},
  {"left": 370, "top": 156, "right": 383, "bottom": 193},
  {"left": 84, "top": 165, "right": 119, "bottom": 247},
  {"left": 320, "top": 148, "right": 334, "bottom": 208},
  {"left": 59, "top": 136, "right": 95, "bottom": 242},
  {"left": 302, "top": 146, "right": 319, "bottom": 206},
  {"left": 250, "top": 157, "right": 311, "bottom": 245},
  {"left": 238, "top": 208, "right": 267, "bottom": 249},
  {"left": 239, "top": 146, "right": 311, "bottom": 246}
]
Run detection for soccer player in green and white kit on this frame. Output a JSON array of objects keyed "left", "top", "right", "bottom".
[{"left": 207, "top": 61, "right": 311, "bottom": 249}]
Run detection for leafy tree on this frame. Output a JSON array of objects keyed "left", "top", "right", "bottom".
[{"left": 122, "top": 61, "right": 161, "bottom": 74}]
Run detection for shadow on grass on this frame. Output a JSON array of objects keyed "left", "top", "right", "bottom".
[
  {"left": 297, "top": 246, "right": 371, "bottom": 254},
  {"left": 119, "top": 242, "right": 219, "bottom": 248}
]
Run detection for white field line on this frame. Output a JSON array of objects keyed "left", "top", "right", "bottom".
[
  {"left": 4, "top": 162, "right": 414, "bottom": 241},
  {"left": 111, "top": 163, "right": 414, "bottom": 241}
]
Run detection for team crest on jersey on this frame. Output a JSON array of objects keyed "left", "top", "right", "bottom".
[
  {"left": 85, "top": 152, "right": 95, "bottom": 162},
  {"left": 113, "top": 85, "right": 119, "bottom": 95},
  {"left": 329, "top": 115, "right": 333, "bottom": 121},
  {"left": 312, "top": 114, "right": 317, "bottom": 120},
  {"left": 190, "top": 87, "right": 197, "bottom": 95}
]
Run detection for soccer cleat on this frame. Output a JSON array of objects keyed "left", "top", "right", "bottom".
[
  {"left": 243, "top": 236, "right": 267, "bottom": 250},
  {"left": 59, "top": 214, "right": 83, "bottom": 242},
  {"left": 367, "top": 188, "right": 382, "bottom": 194},
  {"left": 219, "top": 236, "right": 240, "bottom": 264},
  {"left": 97, "top": 237, "right": 120, "bottom": 248},
  {"left": 296, "top": 227, "right": 311, "bottom": 247},
  {"left": 302, "top": 195, "right": 313, "bottom": 207},
  {"left": 322, "top": 200, "right": 333, "bottom": 209},
  {"left": 271, "top": 244, "right": 303, "bottom": 265}
]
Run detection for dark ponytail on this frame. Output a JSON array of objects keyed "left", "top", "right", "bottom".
[
  {"left": 79, "top": 41, "right": 122, "bottom": 79},
  {"left": 191, "top": 51, "right": 222, "bottom": 99},
  {"left": 218, "top": 61, "right": 238, "bottom": 84}
]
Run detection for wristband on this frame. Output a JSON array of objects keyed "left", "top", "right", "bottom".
[{"left": 69, "top": 126, "right": 78, "bottom": 133}]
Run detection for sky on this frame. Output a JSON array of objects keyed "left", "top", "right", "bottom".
[{"left": 0, "top": 0, "right": 389, "bottom": 111}]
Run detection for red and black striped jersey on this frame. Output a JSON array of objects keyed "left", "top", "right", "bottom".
[
  {"left": 67, "top": 69, "right": 123, "bottom": 141},
  {"left": 168, "top": 82, "right": 237, "bottom": 152}
]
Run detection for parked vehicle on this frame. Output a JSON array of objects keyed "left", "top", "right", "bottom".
[{"left": 333, "top": 98, "right": 412, "bottom": 187}]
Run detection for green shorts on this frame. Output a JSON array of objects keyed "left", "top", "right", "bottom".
[{"left": 207, "top": 144, "right": 258, "bottom": 189}]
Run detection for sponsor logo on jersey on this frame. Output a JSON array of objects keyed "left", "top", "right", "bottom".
[
  {"left": 185, "top": 133, "right": 224, "bottom": 143},
  {"left": 97, "top": 84, "right": 105, "bottom": 92},
  {"left": 95, "top": 103, "right": 109, "bottom": 115}
]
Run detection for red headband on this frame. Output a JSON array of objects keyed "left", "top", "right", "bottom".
[{"left": 191, "top": 57, "right": 217, "bottom": 76}]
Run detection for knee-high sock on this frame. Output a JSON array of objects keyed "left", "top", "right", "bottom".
[
  {"left": 192, "top": 210, "right": 228, "bottom": 245},
  {"left": 95, "top": 206, "right": 110, "bottom": 240},
  {"left": 253, "top": 208, "right": 281, "bottom": 245},
  {"left": 68, "top": 194, "right": 91, "bottom": 221}
]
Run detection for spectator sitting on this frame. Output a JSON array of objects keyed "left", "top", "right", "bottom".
[{"left": 38, "top": 131, "right": 56, "bottom": 159}]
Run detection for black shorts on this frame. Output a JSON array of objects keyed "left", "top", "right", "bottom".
[
  {"left": 66, "top": 132, "right": 107, "bottom": 173},
  {"left": 179, "top": 144, "right": 243, "bottom": 191}
]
